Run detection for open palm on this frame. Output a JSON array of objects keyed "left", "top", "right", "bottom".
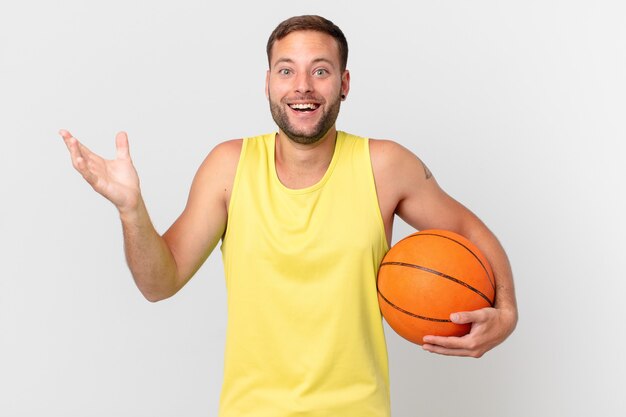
[{"left": 60, "top": 129, "right": 141, "bottom": 212}]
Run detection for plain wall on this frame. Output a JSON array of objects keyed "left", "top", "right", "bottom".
[{"left": 1, "top": 0, "right": 624, "bottom": 416}]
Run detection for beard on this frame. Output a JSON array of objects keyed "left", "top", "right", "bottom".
[{"left": 269, "top": 92, "right": 342, "bottom": 145}]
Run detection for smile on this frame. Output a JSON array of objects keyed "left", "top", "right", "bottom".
[{"left": 288, "top": 103, "right": 320, "bottom": 112}]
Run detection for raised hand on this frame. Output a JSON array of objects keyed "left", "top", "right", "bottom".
[{"left": 59, "top": 129, "right": 141, "bottom": 214}]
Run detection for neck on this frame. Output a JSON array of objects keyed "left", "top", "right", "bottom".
[
  {"left": 276, "top": 127, "right": 337, "bottom": 169},
  {"left": 274, "top": 127, "right": 338, "bottom": 189}
]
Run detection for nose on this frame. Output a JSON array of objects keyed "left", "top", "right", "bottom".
[{"left": 294, "top": 72, "right": 313, "bottom": 94}]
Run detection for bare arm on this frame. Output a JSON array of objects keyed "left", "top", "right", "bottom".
[
  {"left": 372, "top": 139, "right": 517, "bottom": 357},
  {"left": 60, "top": 130, "right": 240, "bottom": 302},
  {"left": 119, "top": 198, "right": 179, "bottom": 302}
]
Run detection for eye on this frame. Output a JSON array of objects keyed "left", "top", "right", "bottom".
[
  {"left": 314, "top": 69, "right": 328, "bottom": 77},
  {"left": 278, "top": 68, "right": 291, "bottom": 76}
]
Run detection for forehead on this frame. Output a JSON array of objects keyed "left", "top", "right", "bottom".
[{"left": 270, "top": 30, "right": 341, "bottom": 67}]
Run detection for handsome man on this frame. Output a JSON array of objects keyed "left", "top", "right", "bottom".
[{"left": 60, "top": 15, "right": 517, "bottom": 417}]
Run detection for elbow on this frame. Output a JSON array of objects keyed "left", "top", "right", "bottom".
[
  {"left": 501, "top": 305, "right": 519, "bottom": 338},
  {"left": 144, "top": 293, "right": 166, "bottom": 303},
  {"left": 134, "top": 271, "right": 182, "bottom": 302},
  {"left": 140, "top": 286, "right": 177, "bottom": 303}
]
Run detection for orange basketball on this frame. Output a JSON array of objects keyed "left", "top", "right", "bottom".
[{"left": 377, "top": 229, "right": 495, "bottom": 345}]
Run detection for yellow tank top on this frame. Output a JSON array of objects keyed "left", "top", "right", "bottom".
[{"left": 220, "top": 131, "right": 390, "bottom": 417}]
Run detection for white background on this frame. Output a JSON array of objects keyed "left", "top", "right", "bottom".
[{"left": 1, "top": 0, "right": 625, "bottom": 416}]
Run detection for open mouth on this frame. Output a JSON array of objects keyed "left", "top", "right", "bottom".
[{"left": 288, "top": 103, "right": 320, "bottom": 112}]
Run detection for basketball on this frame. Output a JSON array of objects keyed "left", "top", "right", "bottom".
[{"left": 377, "top": 229, "right": 495, "bottom": 345}]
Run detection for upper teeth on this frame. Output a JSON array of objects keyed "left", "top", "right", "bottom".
[{"left": 290, "top": 103, "right": 318, "bottom": 110}]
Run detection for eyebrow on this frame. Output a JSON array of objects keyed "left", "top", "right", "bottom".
[{"left": 272, "top": 57, "right": 336, "bottom": 68}]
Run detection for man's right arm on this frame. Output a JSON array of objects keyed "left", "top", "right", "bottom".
[
  {"left": 157, "top": 139, "right": 242, "bottom": 300},
  {"left": 60, "top": 129, "right": 241, "bottom": 302},
  {"left": 121, "top": 140, "right": 241, "bottom": 302}
]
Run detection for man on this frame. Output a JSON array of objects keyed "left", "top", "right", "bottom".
[{"left": 60, "top": 15, "right": 517, "bottom": 417}]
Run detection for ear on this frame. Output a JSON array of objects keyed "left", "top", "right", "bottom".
[
  {"left": 341, "top": 70, "right": 351, "bottom": 99},
  {"left": 265, "top": 70, "right": 270, "bottom": 99}
]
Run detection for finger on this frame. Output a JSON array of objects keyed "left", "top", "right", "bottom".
[
  {"left": 66, "top": 136, "right": 86, "bottom": 168},
  {"left": 60, "top": 132, "right": 96, "bottom": 181},
  {"left": 69, "top": 143, "right": 93, "bottom": 180},
  {"left": 75, "top": 140, "right": 97, "bottom": 162},
  {"left": 422, "top": 334, "right": 466, "bottom": 349},
  {"left": 59, "top": 129, "right": 86, "bottom": 160},
  {"left": 115, "top": 131, "right": 130, "bottom": 159},
  {"left": 450, "top": 309, "right": 487, "bottom": 324},
  {"left": 59, "top": 129, "right": 72, "bottom": 140},
  {"left": 59, "top": 129, "right": 94, "bottom": 155},
  {"left": 59, "top": 129, "right": 78, "bottom": 152},
  {"left": 422, "top": 343, "right": 473, "bottom": 357}
]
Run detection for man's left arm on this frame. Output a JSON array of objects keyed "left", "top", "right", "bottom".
[
  {"left": 381, "top": 141, "right": 518, "bottom": 357},
  {"left": 421, "top": 222, "right": 517, "bottom": 357}
]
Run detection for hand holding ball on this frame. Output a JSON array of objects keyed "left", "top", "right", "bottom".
[{"left": 377, "top": 230, "right": 495, "bottom": 345}]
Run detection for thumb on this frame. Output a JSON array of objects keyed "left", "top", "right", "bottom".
[
  {"left": 115, "top": 131, "right": 130, "bottom": 159},
  {"left": 450, "top": 311, "right": 477, "bottom": 324}
]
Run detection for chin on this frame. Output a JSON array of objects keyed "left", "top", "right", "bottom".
[{"left": 284, "top": 132, "right": 325, "bottom": 145}]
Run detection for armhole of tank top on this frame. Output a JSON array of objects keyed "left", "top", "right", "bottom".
[
  {"left": 223, "top": 138, "right": 248, "bottom": 246},
  {"left": 365, "top": 138, "right": 390, "bottom": 252}
]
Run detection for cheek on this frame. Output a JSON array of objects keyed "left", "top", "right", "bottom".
[
  {"left": 323, "top": 78, "right": 343, "bottom": 95},
  {"left": 267, "top": 79, "right": 289, "bottom": 99}
]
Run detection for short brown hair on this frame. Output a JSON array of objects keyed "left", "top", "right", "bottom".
[{"left": 266, "top": 15, "right": 349, "bottom": 71}]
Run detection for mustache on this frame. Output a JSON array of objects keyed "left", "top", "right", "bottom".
[{"left": 282, "top": 95, "right": 325, "bottom": 103}]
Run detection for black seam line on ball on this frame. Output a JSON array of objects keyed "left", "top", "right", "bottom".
[
  {"left": 397, "top": 232, "right": 496, "bottom": 292},
  {"left": 377, "top": 289, "right": 451, "bottom": 322},
  {"left": 380, "top": 261, "right": 494, "bottom": 306}
]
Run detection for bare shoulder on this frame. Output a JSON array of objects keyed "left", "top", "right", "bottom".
[
  {"left": 369, "top": 138, "right": 432, "bottom": 183},
  {"left": 185, "top": 139, "right": 243, "bottom": 210},
  {"left": 368, "top": 138, "right": 435, "bottom": 230},
  {"left": 202, "top": 139, "right": 243, "bottom": 169},
  {"left": 369, "top": 138, "right": 405, "bottom": 162},
  {"left": 195, "top": 139, "right": 243, "bottom": 182}
]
